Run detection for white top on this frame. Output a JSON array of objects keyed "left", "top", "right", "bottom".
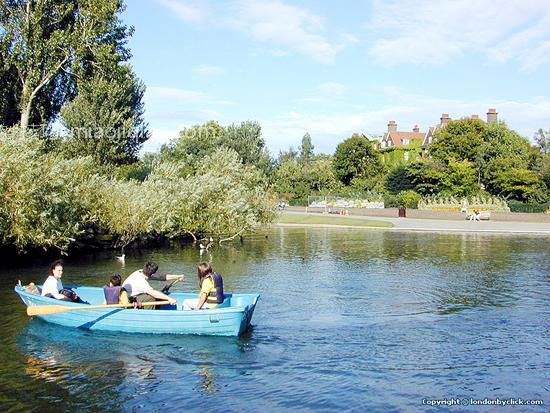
[
  {"left": 41, "top": 275, "right": 65, "bottom": 299},
  {"left": 122, "top": 270, "right": 153, "bottom": 297}
]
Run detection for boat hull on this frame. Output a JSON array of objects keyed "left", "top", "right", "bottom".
[{"left": 15, "top": 285, "right": 259, "bottom": 336}]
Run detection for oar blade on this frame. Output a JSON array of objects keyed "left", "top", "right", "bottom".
[
  {"left": 27, "top": 304, "right": 73, "bottom": 316},
  {"left": 26, "top": 300, "right": 173, "bottom": 316}
]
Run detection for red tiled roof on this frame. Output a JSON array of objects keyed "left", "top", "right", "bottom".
[{"left": 383, "top": 131, "right": 425, "bottom": 147}]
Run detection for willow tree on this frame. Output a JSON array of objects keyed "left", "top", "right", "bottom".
[{"left": 0, "top": 0, "right": 137, "bottom": 129}]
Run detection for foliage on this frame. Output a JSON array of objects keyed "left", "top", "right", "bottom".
[
  {"left": 0, "top": 127, "right": 100, "bottom": 251},
  {"left": 299, "top": 133, "right": 314, "bottom": 163},
  {"left": 440, "top": 159, "right": 479, "bottom": 197},
  {"left": 506, "top": 200, "right": 550, "bottom": 213},
  {"left": 273, "top": 157, "right": 341, "bottom": 201},
  {"left": 382, "top": 193, "right": 402, "bottom": 208},
  {"left": 405, "top": 160, "right": 447, "bottom": 196},
  {"left": 276, "top": 146, "right": 298, "bottom": 164},
  {"left": 405, "top": 158, "right": 481, "bottom": 198},
  {"left": 385, "top": 165, "right": 415, "bottom": 193},
  {"left": 161, "top": 120, "right": 272, "bottom": 175},
  {"left": 401, "top": 190, "right": 421, "bottom": 209},
  {"left": 333, "top": 134, "right": 385, "bottom": 188},
  {"left": 0, "top": 0, "right": 135, "bottom": 129},
  {"left": 429, "top": 118, "right": 486, "bottom": 163},
  {"left": 534, "top": 129, "right": 550, "bottom": 154},
  {"left": 379, "top": 145, "right": 422, "bottom": 167},
  {"left": 60, "top": 65, "right": 148, "bottom": 165},
  {"left": 536, "top": 153, "right": 550, "bottom": 189},
  {"left": 0, "top": 128, "right": 275, "bottom": 252},
  {"left": 489, "top": 168, "right": 546, "bottom": 202},
  {"left": 382, "top": 190, "right": 421, "bottom": 209}
]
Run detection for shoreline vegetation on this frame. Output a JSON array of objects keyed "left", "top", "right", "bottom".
[{"left": 0, "top": 127, "right": 274, "bottom": 254}]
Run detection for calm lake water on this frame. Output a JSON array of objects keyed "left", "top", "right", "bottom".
[{"left": 0, "top": 227, "right": 548, "bottom": 412}]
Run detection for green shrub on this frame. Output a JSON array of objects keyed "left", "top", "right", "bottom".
[
  {"left": 383, "top": 194, "right": 402, "bottom": 208},
  {"left": 401, "top": 190, "right": 421, "bottom": 208},
  {"left": 507, "top": 200, "right": 550, "bottom": 213}
]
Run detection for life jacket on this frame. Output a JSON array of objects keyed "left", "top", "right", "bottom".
[
  {"left": 104, "top": 286, "right": 123, "bottom": 305},
  {"left": 205, "top": 273, "right": 224, "bottom": 304}
]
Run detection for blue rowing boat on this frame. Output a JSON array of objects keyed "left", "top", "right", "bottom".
[{"left": 14, "top": 285, "right": 259, "bottom": 336}]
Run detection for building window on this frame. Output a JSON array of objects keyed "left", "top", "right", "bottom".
[{"left": 402, "top": 138, "right": 409, "bottom": 145}]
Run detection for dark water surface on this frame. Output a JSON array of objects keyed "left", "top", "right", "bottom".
[{"left": 0, "top": 228, "right": 548, "bottom": 412}]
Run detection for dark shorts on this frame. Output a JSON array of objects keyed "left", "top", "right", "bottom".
[{"left": 131, "top": 293, "right": 158, "bottom": 309}]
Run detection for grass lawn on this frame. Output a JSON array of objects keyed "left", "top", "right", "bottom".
[{"left": 276, "top": 212, "right": 393, "bottom": 228}]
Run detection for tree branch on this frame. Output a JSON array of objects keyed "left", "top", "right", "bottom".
[{"left": 219, "top": 227, "right": 247, "bottom": 244}]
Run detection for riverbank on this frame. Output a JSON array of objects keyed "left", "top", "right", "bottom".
[
  {"left": 276, "top": 210, "right": 550, "bottom": 234},
  {"left": 275, "top": 212, "right": 393, "bottom": 228}
]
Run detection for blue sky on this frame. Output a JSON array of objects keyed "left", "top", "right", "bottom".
[{"left": 122, "top": 0, "right": 550, "bottom": 155}]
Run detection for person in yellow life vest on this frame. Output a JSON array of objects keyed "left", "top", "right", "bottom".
[
  {"left": 182, "top": 262, "right": 224, "bottom": 310},
  {"left": 103, "top": 274, "right": 130, "bottom": 305}
]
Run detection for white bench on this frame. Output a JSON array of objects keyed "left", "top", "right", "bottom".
[{"left": 466, "top": 211, "right": 491, "bottom": 221}]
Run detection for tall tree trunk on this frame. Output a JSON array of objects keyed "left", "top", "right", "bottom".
[{"left": 20, "top": 83, "right": 31, "bottom": 129}]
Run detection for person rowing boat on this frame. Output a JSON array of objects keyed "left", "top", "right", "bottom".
[{"left": 122, "top": 261, "right": 183, "bottom": 308}]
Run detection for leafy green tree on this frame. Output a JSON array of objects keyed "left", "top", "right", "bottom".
[
  {"left": 385, "top": 164, "right": 415, "bottom": 193},
  {"left": 161, "top": 120, "right": 273, "bottom": 175},
  {"left": 299, "top": 132, "right": 314, "bottom": 164},
  {"left": 490, "top": 168, "right": 546, "bottom": 202},
  {"left": 405, "top": 160, "right": 447, "bottom": 196},
  {"left": 276, "top": 146, "right": 298, "bottom": 164},
  {"left": 537, "top": 153, "right": 550, "bottom": 190},
  {"left": 441, "top": 159, "right": 479, "bottom": 196},
  {"left": 0, "top": 0, "right": 134, "bottom": 129},
  {"left": 0, "top": 46, "right": 20, "bottom": 126},
  {"left": 161, "top": 120, "right": 225, "bottom": 169},
  {"left": 273, "top": 157, "right": 340, "bottom": 201},
  {"left": 60, "top": 65, "right": 148, "bottom": 165},
  {"left": 333, "top": 134, "right": 385, "bottom": 188},
  {"left": 478, "top": 122, "right": 532, "bottom": 184},
  {"left": 224, "top": 121, "right": 272, "bottom": 175},
  {"left": 534, "top": 129, "right": 550, "bottom": 154},
  {"left": 429, "top": 118, "right": 486, "bottom": 163}
]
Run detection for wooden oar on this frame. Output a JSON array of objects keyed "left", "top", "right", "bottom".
[{"left": 27, "top": 300, "right": 173, "bottom": 316}]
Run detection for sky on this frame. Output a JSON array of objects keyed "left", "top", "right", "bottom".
[{"left": 122, "top": 0, "right": 550, "bottom": 156}]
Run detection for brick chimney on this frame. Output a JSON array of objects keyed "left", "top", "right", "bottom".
[
  {"left": 413, "top": 124, "right": 420, "bottom": 133},
  {"left": 487, "top": 108, "right": 498, "bottom": 123},
  {"left": 471, "top": 114, "right": 480, "bottom": 120},
  {"left": 440, "top": 113, "right": 450, "bottom": 126},
  {"left": 387, "top": 120, "right": 397, "bottom": 132}
]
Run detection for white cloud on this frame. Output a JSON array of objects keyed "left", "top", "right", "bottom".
[
  {"left": 367, "top": 0, "right": 550, "bottom": 70},
  {"left": 141, "top": 128, "right": 179, "bottom": 152},
  {"left": 193, "top": 64, "right": 225, "bottom": 76},
  {"left": 226, "top": 0, "right": 337, "bottom": 63},
  {"left": 260, "top": 92, "right": 550, "bottom": 154},
  {"left": 156, "top": 0, "right": 208, "bottom": 22},
  {"left": 146, "top": 86, "right": 207, "bottom": 101},
  {"left": 156, "top": 0, "right": 351, "bottom": 63}
]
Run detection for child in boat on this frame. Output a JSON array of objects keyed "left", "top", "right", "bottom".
[
  {"left": 183, "top": 262, "right": 224, "bottom": 310},
  {"left": 103, "top": 274, "right": 130, "bottom": 305},
  {"left": 41, "top": 259, "right": 83, "bottom": 302}
]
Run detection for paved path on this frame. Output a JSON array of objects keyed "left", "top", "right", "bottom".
[{"left": 281, "top": 211, "right": 550, "bottom": 235}]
